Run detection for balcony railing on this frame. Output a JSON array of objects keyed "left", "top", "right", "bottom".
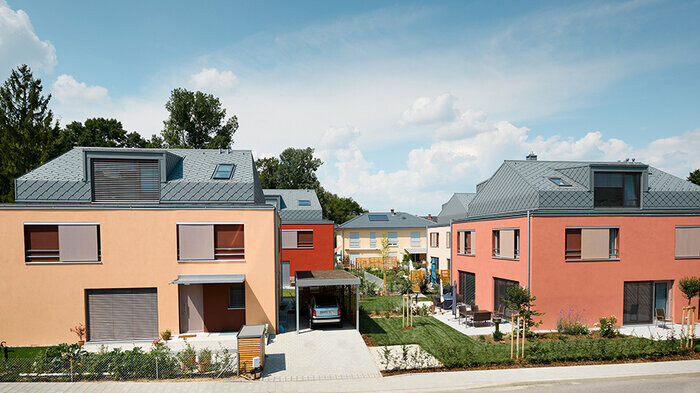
[
  {"left": 297, "top": 241, "right": 313, "bottom": 249},
  {"left": 214, "top": 247, "right": 245, "bottom": 260}
]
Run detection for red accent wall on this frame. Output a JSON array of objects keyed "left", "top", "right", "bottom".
[
  {"left": 202, "top": 283, "right": 245, "bottom": 332},
  {"left": 281, "top": 223, "right": 335, "bottom": 279},
  {"left": 451, "top": 215, "right": 700, "bottom": 330}
]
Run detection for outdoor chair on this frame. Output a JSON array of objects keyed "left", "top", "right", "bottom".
[
  {"left": 472, "top": 311, "right": 492, "bottom": 327},
  {"left": 441, "top": 298, "right": 453, "bottom": 310},
  {"left": 457, "top": 304, "right": 470, "bottom": 324},
  {"left": 656, "top": 308, "right": 672, "bottom": 328}
]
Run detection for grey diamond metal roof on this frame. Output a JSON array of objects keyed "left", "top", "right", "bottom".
[
  {"left": 338, "top": 211, "right": 438, "bottom": 229},
  {"left": 437, "top": 193, "right": 475, "bottom": 225},
  {"left": 262, "top": 189, "right": 325, "bottom": 223},
  {"left": 15, "top": 147, "right": 266, "bottom": 205},
  {"left": 465, "top": 160, "right": 700, "bottom": 219}
]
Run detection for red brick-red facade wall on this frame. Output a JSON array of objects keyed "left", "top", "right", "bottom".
[
  {"left": 202, "top": 283, "right": 245, "bottom": 332},
  {"left": 281, "top": 223, "right": 334, "bottom": 278}
]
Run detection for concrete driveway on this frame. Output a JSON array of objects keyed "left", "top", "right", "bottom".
[{"left": 263, "top": 322, "right": 381, "bottom": 382}]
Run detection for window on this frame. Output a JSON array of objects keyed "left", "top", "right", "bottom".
[
  {"left": 349, "top": 232, "right": 360, "bottom": 247},
  {"left": 549, "top": 177, "right": 570, "bottom": 186},
  {"left": 594, "top": 172, "right": 641, "bottom": 207},
  {"left": 494, "top": 278, "right": 519, "bottom": 317},
  {"left": 492, "top": 229, "right": 519, "bottom": 259},
  {"left": 430, "top": 232, "right": 439, "bottom": 248},
  {"left": 178, "top": 223, "right": 244, "bottom": 261},
  {"left": 675, "top": 226, "right": 700, "bottom": 258},
  {"left": 92, "top": 159, "right": 160, "bottom": 202},
  {"left": 24, "top": 224, "right": 100, "bottom": 263},
  {"left": 369, "top": 232, "right": 376, "bottom": 248},
  {"left": 388, "top": 232, "right": 398, "bottom": 246},
  {"left": 565, "top": 227, "right": 619, "bottom": 260},
  {"left": 212, "top": 164, "right": 235, "bottom": 180},
  {"left": 411, "top": 232, "right": 420, "bottom": 247},
  {"left": 457, "top": 231, "right": 473, "bottom": 255},
  {"left": 297, "top": 231, "right": 313, "bottom": 249},
  {"left": 298, "top": 200, "right": 311, "bottom": 206},
  {"left": 228, "top": 284, "right": 245, "bottom": 309},
  {"left": 446, "top": 231, "right": 451, "bottom": 248},
  {"left": 368, "top": 214, "right": 388, "bottom": 221}
]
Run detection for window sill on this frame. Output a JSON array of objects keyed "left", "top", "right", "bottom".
[
  {"left": 227, "top": 307, "right": 245, "bottom": 311},
  {"left": 178, "top": 259, "right": 246, "bottom": 263},
  {"left": 456, "top": 253, "right": 475, "bottom": 257},
  {"left": 492, "top": 257, "right": 520, "bottom": 261},
  {"left": 565, "top": 258, "right": 620, "bottom": 262},
  {"left": 25, "top": 261, "right": 102, "bottom": 265},
  {"left": 675, "top": 256, "right": 700, "bottom": 260}
]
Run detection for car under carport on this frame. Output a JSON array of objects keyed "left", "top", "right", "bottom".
[{"left": 294, "top": 270, "right": 360, "bottom": 332}]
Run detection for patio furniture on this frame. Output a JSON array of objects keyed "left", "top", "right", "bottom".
[
  {"left": 472, "top": 311, "right": 492, "bottom": 327},
  {"left": 656, "top": 308, "right": 672, "bottom": 328},
  {"left": 441, "top": 298, "right": 453, "bottom": 310},
  {"left": 457, "top": 304, "right": 470, "bottom": 324}
]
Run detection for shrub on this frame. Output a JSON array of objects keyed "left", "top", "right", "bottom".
[
  {"left": 679, "top": 277, "right": 700, "bottom": 305},
  {"left": 504, "top": 285, "right": 544, "bottom": 333},
  {"left": 492, "top": 330, "right": 504, "bottom": 341},
  {"left": 160, "top": 329, "right": 172, "bottom": 341},
  {"left": 557, "top": 306, "right": 589, "bottom": 335},
  {"left": 598, "top": 315, "right": 618, "bottom": 338},
  {"left": 177, "top": 342, "right": 197, "bottom": 375}
]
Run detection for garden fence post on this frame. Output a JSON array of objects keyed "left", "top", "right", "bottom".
[
  {"left": 70, "top": 358, "right": 74, "bottom": 382},
  {"left": 156, "top": 356, "right": 159, "bottom": 379}
]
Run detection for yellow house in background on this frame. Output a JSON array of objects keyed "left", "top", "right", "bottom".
[{"left": 336, "top": 210, "right": 437, "bottom": 266}]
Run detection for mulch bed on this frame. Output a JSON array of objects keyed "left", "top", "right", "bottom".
[
  {"left": 473, "top": 331, "right": 627, "bottom": 345},
  {"left": 380, "top": 352, "right": 700, "bottom": 376},
  {"left": 362, "top": 335, "right": 378, "bottom": 346}
]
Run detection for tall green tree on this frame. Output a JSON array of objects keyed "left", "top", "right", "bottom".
[
  {"left": 0, "top": 65, "right": 64, "bottom": 202},
  {"left": 161, "top": 88, "right": 238, "bottom": 149},
  {"left": 255, "top": 147, "right": 365, "bottom": 224},
  {"left": 688, "top": 169, "right": 700, "bottom": 186},
  {"left": 64, "top": 117, "right": 162, "bottom": 148}
]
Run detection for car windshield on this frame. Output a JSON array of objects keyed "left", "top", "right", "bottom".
[{"left": 315, "top": 296, "right": 337, "bottom": 307}]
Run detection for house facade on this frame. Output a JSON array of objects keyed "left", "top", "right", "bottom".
[
  {"left": 336, "top": 210, "right": 436, "bottom": 265},
  {"left": 0, "top": 147, "right": 281, "bottom": 346},
  {"left": 263, "top": 189, "right": 334, "bottom": 286},
  {"left": 451, "top": 156, "right": 700, "bottom": 330},
  {"left": 427, "top": 193, "right": 475, "bottom": 282}
]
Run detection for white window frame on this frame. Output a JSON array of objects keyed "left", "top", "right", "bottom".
[
  {"left": 388, "top": 232, "right": 398, "bottom": 247},
  {"left": 369, "top": 232, "right": 376, "bottom": 248},
  {"left": 349, "top": 232, "right": 360, "bottom": 248}
]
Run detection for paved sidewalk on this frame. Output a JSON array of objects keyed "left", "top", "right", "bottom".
[{"left": 2, "top": 359, "right": 699, "bottom": 392}]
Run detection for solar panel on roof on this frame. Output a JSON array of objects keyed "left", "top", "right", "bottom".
[{"left": 368, "top": 214, "right": 389, "bottom": 221}]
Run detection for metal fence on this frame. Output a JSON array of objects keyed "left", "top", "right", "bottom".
[{"left": 1, "top": 346, "right": 239, "bottom": 382}]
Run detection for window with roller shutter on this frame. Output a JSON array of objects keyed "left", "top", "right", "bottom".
[
  {"left": 91, "top": 159, "right": 160, "bottom": 202},
  {"left": 86, "top": 288, "right": 158, "bottom": 341}
]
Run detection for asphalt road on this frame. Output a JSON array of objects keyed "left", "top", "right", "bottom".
[{"left": 431, "top": 374, "right": 700, "bottom": 393}]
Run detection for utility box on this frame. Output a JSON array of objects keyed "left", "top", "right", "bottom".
[{"left": 237, "top": 324, "right": 266, "bottom": 374}]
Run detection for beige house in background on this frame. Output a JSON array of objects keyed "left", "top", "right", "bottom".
[
  {"left": 336, "top": 210, "right": 437, "bottom": 265},
  {"left": 0, "top": 148, "right": 281, "bottom": 346},
  {"left": 427, "top": 193, "right": 475, "bottom": 282}
]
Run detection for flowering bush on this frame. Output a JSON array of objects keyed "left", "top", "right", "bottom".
[
  {"left": 597, "top": 315, "right": 618, "bottom": 338},
  {"left": 557, "top": 306, "right": 589, "bottom": 335}
]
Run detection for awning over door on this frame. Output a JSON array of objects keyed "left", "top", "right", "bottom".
[
  {"left": 171, "top": 274, "right": 245, "bottom": 285},
  {"left": 404, "top": 247, "right": 427, "bottom": 254}
]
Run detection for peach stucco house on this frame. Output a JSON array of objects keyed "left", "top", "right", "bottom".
[
  {"left": 452, "top": 154, "right": 700, "bottom": 330},
  {"left": 0, "top": 147, "right": 281, "bottom": 346}
]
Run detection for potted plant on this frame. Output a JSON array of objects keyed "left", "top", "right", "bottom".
[
  {"left": 70, "top": 323, "right": 87, "bottom": 346},
  {"left": 160, "top": 329, "right": 172, "bottom": 341}
]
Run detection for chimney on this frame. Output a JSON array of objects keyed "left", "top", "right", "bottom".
[
  {"left": 526, "top": 152, "right": 537, "bottom": 161},
  {"left": 390, "top": 208, "right": 395, "bottom": 215}
]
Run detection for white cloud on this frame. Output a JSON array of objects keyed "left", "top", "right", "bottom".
[
  {"left": 190, "top": 68, "right": 238, "bottom": 93},
  {"left": 323, "top": 116, "right": 697, "bottom": 214},
  {"left": 400, "top": 93, "right": 459, "bottom": 126},
  {"left": 52, "top": 74, "right": 109, "bottom": 103},
  {"left": 0, "top": 0, "right": 57, "bottom": 75},
  {"left": 319, "top": 126, "right": 360, "bottom": 149}
]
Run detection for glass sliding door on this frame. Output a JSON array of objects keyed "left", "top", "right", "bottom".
[
  {"left": 654, "top": 281, "right": 669, "bottom": 318},
  {"left": 494, "top": 278, "right": 518, "bottom": 317},
  {"left": 459, "top": 271, "right": 475, "bottom": 306},
  {"left": 623, "top": 281, "right": 653, "bottom": 324}
]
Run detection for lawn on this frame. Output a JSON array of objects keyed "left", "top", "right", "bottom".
[
  {"left": 282, "top": 288, "right": 295, "bottom": 298},
  {"left": 359, "top": 295, "right": 429, "bottom": 314},
  {"left": 1, "top": 346, "right": 55, "bottom": 359},
  {"left": 360, "top": 315, "right": 689, "bottom": 369}
]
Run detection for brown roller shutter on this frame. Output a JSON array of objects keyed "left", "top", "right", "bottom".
[
  {"left": 297, "top": 231, "right": 313, "bottom": 248},
  {"left": 24, "top": 225, "right": 60, "bottom": 262},
  {"left": 86, "top": 288, "right": 158, "bottom": 341},
  {"left": 214, "top": 224, "right": 244, "bottom": 259}
]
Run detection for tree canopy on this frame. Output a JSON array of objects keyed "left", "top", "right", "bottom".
[
  {"left": 63, "top": 117, "right": 162, "bottom": 148},
  {"left": 688, "top": 169, "right": 700, "bottom": 186},
  {"left": 161, "top": 88, "right": 238, "bottom": 149},
  {"left": 0, "top": 65, "right": 64, "bottom": 202},
  {"left": 255, "top": 147, "right": 365, "bottom": 224}
]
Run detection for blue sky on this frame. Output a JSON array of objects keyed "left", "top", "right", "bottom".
[{"left": 2, "top": 0, "right": 699, "bottom": 214}]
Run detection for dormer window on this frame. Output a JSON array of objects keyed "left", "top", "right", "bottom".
[
  {"left": 212, "top": 164, "right": 234, "bottom": 180},
  {"left": 92, "top": 159, "right": 160, "bottom": 202},
  {"left": 298, "top": 200, "right": 311, "bottom": 206},
  {"left": 594, "top": 172, "right": 640, "bottom": 208}
]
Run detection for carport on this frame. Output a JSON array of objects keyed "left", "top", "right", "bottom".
[{"left": 294, "top": 270, "right": 360, "bottom": 332}]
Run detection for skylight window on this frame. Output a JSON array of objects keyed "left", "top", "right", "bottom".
[
  {"left": 212, "top": 164, "right": 234, "bottom": 180},
  {"left": 298, "top": 200, "right": 311, "bottom": 206},
  {"left": 368, "top": 214, "right": 389, "bottom": 221},
  {"left": 549, "top": 177, "right": 569, "bottom": 186}
]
